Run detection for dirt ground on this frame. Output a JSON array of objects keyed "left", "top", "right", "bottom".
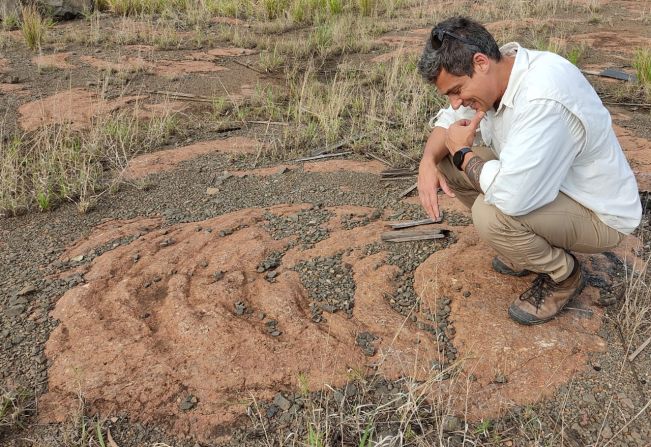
[{"left": 1, "top": 1, "right": 651, "bottom": 446}]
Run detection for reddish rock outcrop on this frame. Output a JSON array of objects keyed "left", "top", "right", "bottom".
[
  {"left": 32, "top": 52, "right": 74, "bottom": 70},
  {"left": 614, "top": 124, "right": 651, "bottom": 191},
  {"left": 40, "top": 205, "right": 439, "bottom": 440},
  {"left": 39, "top": 199, "right": 621, "bottom": 440},
  {"left": 122, "top": 137, "right": 262, "bottom": 180},
  {"left": 18, "top": 88, "right": 141, "bottom": 131}
]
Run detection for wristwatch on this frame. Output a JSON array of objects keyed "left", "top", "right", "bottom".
[{"left": 453, "top": 147, "right": 473, "bottom": 171}]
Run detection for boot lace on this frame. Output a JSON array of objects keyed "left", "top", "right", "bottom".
[{"left": 519, "top": 274, "right": 555, "bottom": 309}]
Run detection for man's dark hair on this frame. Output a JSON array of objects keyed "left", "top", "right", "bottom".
[{"left": 418, "top": 16, "right": 501, "bottom": 83}]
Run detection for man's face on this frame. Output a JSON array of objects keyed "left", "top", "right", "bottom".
[{"left": 434, "top": 56, "right": 497, "bottom": 112}]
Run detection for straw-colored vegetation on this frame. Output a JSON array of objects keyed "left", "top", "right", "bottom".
[
  {"left": 0, "top": 107, "right": 176, "bottom": 215},
  {"left": 20, "top": 4, "right": 49, "bottom": 51},
  {"left": 218, "top": 52, "right": 445, "bottom": 163},
  {"left": 634, "top": 48, "right": 651, "bottom": 98},
  {"left": 0, "top": 386, "right": 33, "bottom": 433}
]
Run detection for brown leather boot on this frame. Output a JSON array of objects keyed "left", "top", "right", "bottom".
[
  {"left": 492, "top": 256, "right": 530, "bottom": 277},
  {"left": 508, "top": 254, "right": 585, "bottom": 325}
]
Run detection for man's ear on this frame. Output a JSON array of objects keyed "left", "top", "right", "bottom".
[{"left": 472, "top": 53, "right": 490, "bottom": 73}]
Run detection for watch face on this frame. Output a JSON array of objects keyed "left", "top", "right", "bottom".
[
  {"left": 453, "top": 148, "right": 471, "bottom": 170},
  {"left": 453, "top": 150, "right": 464, "bottom": 169}
]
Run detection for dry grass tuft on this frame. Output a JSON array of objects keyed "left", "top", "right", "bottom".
[
  {"left": 633, "top": 48, "right": 651, "bottom": 99},
  {"left": 0, "top": 386, "right": 34, "bottom": 433},
  {"left": 20, "top": 4, "right": 49, "bottom": 51},
  {"left": 0, "top": 101, "right": 177, "bottom": 216},
  {"left": 221, "top": 52, "right": 444, "bottom": 164}
]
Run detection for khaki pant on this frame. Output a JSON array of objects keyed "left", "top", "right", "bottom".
[{"left": 438, "top": 147, "right": 625, "bottom": 282}]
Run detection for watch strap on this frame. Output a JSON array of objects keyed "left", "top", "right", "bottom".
[{"left": 454, "top": 147, "right": 473, "bottom": 171}]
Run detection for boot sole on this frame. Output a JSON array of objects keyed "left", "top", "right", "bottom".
[{"left": 508, "top": 276, "right": 586, "bottom": 326}]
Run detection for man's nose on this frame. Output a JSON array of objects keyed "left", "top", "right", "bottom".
[{"left": 450, "top": 96, "right": 463, "bottom": 109}]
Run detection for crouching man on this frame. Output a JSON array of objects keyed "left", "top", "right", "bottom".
[{"left": 416, "top": 16, "right": 641, "bottom": 325}]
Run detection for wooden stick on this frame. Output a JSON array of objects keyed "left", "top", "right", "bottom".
[
  {"left": 628, "top": 334, "right": 651, "bottom": 362},
  {"left": 312, "top": 132, "right": 369, "bottom": 156},
  {"left": 603, "top": 101, "right": 651, "bottom": 108},
  {"left": 380, "top": 175, "right": 416, "bottom": 181},
  {"left": 384, "top": 141, "right": 418, "bottom": 163},
  {"left": 365, "top": 151, "right": 392, "bottom": 166},
  {"left": 381, "top": 229, "right": 446, "bottom": 242},
  {"left": 148, "top": 90, "right": 215, "bottom": 103},
  {"left": 398, "top": 182, "right": 418, "bottom": 198},
  {"left": 246, "top": 120, "right": 288, "bottom": 126},
  {"left": 232, "top": 59, "right": 266, "bottom": 75},
  {"left": 292, "top": 151, "right": 352, "bottom": 162},
  {"left": 380, "top": 168, "right": 416, "bottom": 177},
  {"left": 150, "top": 90, "right": 211, "bottom": 99},
  {"left": 386, "top": 217, "right": 442, "bottom": 228}
]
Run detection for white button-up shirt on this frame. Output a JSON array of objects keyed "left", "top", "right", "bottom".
[{"left": 432, "top": 43, "right": 642, "bottom": 234}]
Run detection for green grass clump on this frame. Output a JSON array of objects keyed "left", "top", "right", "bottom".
[
  {"left": 565, "top": 45, "right": 584, "bottom": 66},
  {"left": 633, "top": 48, "right": 651, "bottom": 97},
  {"left": 20, "top": 5, "right": 49, "bottom": 51}
]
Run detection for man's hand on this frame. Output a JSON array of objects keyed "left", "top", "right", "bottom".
[
  {"left": 418, "top": 159, "right": 455, "bottom": 221},
  {"left": 445, "top": 111, "right": 485, "bottom": 155}
]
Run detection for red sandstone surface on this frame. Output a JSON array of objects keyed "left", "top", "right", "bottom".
[
  {"left": 18, "top": 88, "right": 142, "bottom": 131},
  {"left": 122, "top": 137, "right": 261, "bottom": 180},
  {"left": 32, "top": 52, "right": 74, "bottom": 70},
  {"left": 39, "top": 202, "right": 617, "bottom": 440}
]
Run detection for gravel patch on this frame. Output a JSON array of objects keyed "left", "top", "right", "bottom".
[{"left": 294, "top": 254, "right": 356, "bottom": 321}]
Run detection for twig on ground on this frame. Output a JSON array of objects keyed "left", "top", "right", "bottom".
[
  {"left": 384, "top": 141, "right": 419, "bottom": 163},
  {"left": 380, "top": 168, "right": 417, "bottom": 178},
  {"left": 292, "top": 151, "right": 352, "bottom": 163},
  {"left": 312, "top": 132, "right": 369, "bottom": 156},
  {"left": 628, "top": 334, "right": 651, "bottom": 362},
  {"left": 381, "top": 228, "right": 447, "bottom": 242},
  {"left": 380, "top": 175, "right": 416, "bottom": 181},
  {"left": 602, "top": 101, "right": 651, "bottom": 108},
  {"left": 231, "top": 59, "right": 266, "bottom": 75},
  {"left": 386, "top": 217, "right": 442, "bottom": 229},
  {"left": 398, "top": 182, "right": 417, "bottom": 198},
  {"left": 246, "top": 120, "right": 288, "bottom": 126},
  {"left": 148, "top": 90, "right": 215, "bottom": 103},
  {"left": 364, "top": 151, "right": 392, "bottom": 166}
]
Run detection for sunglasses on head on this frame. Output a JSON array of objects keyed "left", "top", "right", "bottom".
[{"left": 430, "top": 28, "right": 479, "bottom": 51}]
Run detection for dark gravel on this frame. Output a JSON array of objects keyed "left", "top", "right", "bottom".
[{"left": 294, "top": 254, "right": 356, "bottom": 320}]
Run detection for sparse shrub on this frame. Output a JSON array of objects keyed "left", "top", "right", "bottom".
[{"left": 20, "top": 4, "right": 49, "bottom": 51}]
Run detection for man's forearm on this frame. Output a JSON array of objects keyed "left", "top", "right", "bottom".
[
  {"left": 463, "top": 154, "right": 485, "bottom": 192},
  {"left": 421, "top": 127, "right": 451, "bottom": 167}
]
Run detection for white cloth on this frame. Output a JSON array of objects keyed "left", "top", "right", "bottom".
[{"left": 431, "top": 43, "right": 642, "bottom": 234}]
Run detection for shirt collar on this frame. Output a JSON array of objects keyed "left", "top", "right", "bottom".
[{"left": 495, "top": 42, "right": 527, "bottom": 115}]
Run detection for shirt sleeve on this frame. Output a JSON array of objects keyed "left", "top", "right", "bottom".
[{"left": 480, "top": 99, "right": 586, "bottom": 216}]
